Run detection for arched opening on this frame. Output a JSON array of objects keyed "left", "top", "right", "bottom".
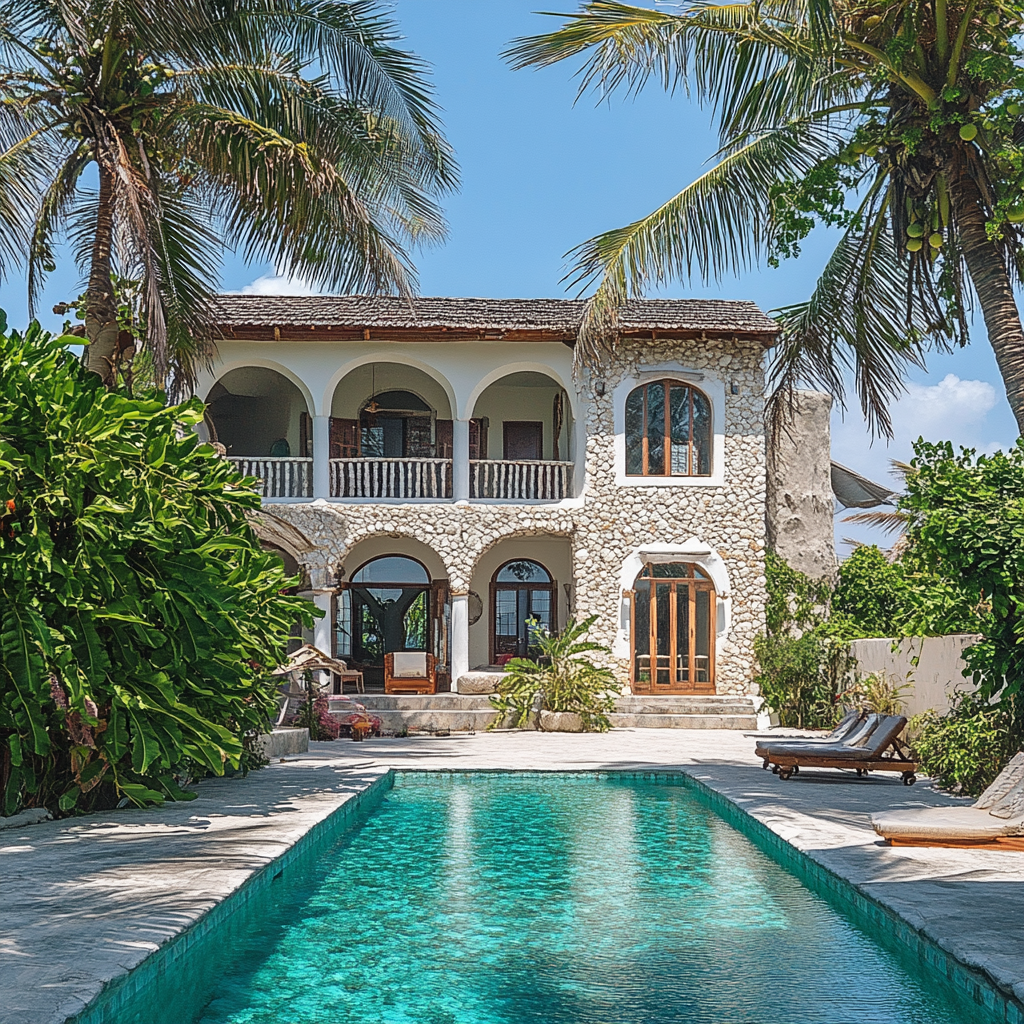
[
  {"left": 330, "top": 364, "right": 454, "bottom": 498},
  {"left": 207, "top": 367, "right": 312, "bottom": 497},
  {"left": 336, "top": 541, "right": 451, "bottom": 692},
  {"left": 632, "top": 562, "right": 715, "bottom": 693},
  {"left": 490, "top": 558, "right": 557, "bottom": 664},
  {"left": 625, "top": 380, "right": 712, "bottom": 477},
  {"left": 470, "top": 371, "right": 574, "bottom": 500}
]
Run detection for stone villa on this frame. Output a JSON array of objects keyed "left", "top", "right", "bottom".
[{"left": 199, "top": 295, "right": 778, "bottom": 715}]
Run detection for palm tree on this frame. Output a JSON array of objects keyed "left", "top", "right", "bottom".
[
  {"left": 507, "top": 0, "right": 1024, "bottom": 437},
  {"left": 0, "top": 0, "right": 456, "bottom": 394}
]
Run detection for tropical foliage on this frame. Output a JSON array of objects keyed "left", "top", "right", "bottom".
[
  {"left": 508, "top": 0, "right": 1024, "bottom": 435},
  {"left": 912, "top": 691, "right": 1022, "bottom": 794},
  {"left": 0, "top": 0, "right": 456, "bottom": 394},
  {"left": 489, "top": 616, "right": 621, "bottom": 732},
  {"left": 753, "top": 552, "right": 850, "bottom": 728},
  {"left": 831, "top": 544, "right": 911, "bottom": 636},
  {"left": 0, "top": 320, "right": 314, "bottom": 816}
]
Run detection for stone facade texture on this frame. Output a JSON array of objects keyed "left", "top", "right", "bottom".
[{"left": 265, "top": 336, "right": 768, "bottom": 696}]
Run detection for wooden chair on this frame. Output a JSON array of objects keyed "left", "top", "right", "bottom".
[{"left": 384, "top": 652, "right": 436, "bottom": 694}]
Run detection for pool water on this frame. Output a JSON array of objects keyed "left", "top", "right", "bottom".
[{"left": 194, "top": 774, "right": 986, "bottom": 1024}]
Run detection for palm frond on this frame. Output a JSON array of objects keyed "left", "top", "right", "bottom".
[
  {"left": 565, "top": 115, "right": 839, "bottom": 361},
  {"left": 842, "top": 509, "right": 908, "bottom": 534}
]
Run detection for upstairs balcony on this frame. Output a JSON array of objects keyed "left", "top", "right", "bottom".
[{"left": 204, "top": 363, "right": 576, "bottom": 503}]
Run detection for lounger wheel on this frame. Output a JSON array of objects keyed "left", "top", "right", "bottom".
[
  {"left": 791, "top": 765, "right": 799, "bottom": 775},
  {"left": 856, "top": 768, "right": 867, "bottom": 777},
  {"left": 902, "top": 772, "right": 917, "bottom": 786},
  {"left": 778, "top": 767, "right": 794, "bottom": 780},
  {"left": 771, "top": 764, "right": 779, "bottom": 774}
]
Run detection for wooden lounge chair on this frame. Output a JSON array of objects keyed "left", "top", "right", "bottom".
[
  {"left": 872, "top": 752, "right": 1024, "bottom": 848},
  {"left": 384, "top": 652, "right": 436, "bottom": 695},
  {"left": 754, "top": 709, "right": 865, "bottom": 762},
  {"left": 760, "top": 714, "right": 919, "bottom": 785}
]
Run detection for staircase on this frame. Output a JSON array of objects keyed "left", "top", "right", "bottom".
[{"left": 350, "top": 692, "right": 758, "bottom": 734}]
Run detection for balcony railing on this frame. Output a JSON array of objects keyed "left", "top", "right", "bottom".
[
  {"left": 230, "top": 457, "right": 313, "bottom": 498},
  {"left": 330, "top": 457, "right": 453, "bottom": 499},
  {"left": 470, "top": 460, "right": 573, "bottom": 501}
]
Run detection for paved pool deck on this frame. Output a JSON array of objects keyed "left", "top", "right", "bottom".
[{"left": 3, "top": 729, "right": 1022, "bottom": 1024}]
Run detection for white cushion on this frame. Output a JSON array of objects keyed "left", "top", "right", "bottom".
[
  {"left": 872, "top": 806, "right": 1024, "bottom": 840},
  {"left": 392, "top": 652, "right": 427, "bottom": 678},
  {"left": 976, "top": 752, "right": 1024, "bottom": 810}
]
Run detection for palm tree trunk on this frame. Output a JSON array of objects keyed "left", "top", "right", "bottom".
[
  {"left": 84, "top": 166, "right": 119, "bottom": 384},
  {"left": 951, "top": 168, "right": 1024, "bottom": 436}
]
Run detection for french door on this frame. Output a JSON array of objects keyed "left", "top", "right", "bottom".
[{"left": 631, "top": 563, "right": 715, "bottom": 694}]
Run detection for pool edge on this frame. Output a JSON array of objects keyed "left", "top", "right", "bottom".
[{"left": 66, "top": 769, "right": 395, "bottom": 1024}]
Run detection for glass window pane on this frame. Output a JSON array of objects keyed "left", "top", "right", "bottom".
[
  {"left": 695, "top": 589, "right": 712, "bottom": 682},
  {"left": 625, "top": 387, "right": 644, "bottom": 475},
  {"left": 496, "top": 559, "right": 551, "bottom": 583},
  {"left": 403, "top": 590, "right": 428, "bottom": 650},
  {"left": 676, "top": 585, "right": 691, "bottom": 682},
  {"left": 361, "top": 424, "right": 384, "bottom": 457},
  {"left": 650, "top": 562, "right": 691, "bottom": 578},
  {"left": 693, "top": 389, "right": 712, "bottom": 475},
  {"left": 669, "top": 386, "right": 692, "bottom": 475},
  {"left": 352, "top": 556, "right": 429, "bottom": 584},
  {"left": 646, "top": 383, "right": 665, "bottom": 475},
  {"left": 335, "top": 589, "right": 352, "bottom": 658},
  {"left": 655, "top": 582, "right": 672, "bottom": 684},
  {"left": 495, "top": 590, "right": 518, "bottom": 635},
  {"left": 529, "top": 589, "right": 551, "bottom": 629}
]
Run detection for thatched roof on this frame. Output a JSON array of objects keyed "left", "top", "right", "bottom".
[{"left": 212, "top": 295, "right": 780, "bottom": 344}]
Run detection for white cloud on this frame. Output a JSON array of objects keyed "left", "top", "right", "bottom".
[
  {"left": 830, "top": 373, "right": 1013, "bottom": 555},
  {"left": 234, "top": 273, "right": 326, "bottom": 296}
]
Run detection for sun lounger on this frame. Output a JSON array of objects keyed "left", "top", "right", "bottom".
[
  {"left": 759, "top": 714, "right": 919, "bottom": 785},
  {"left": 872, "top": 753, "right": 1024, "bottom": 848},
  {"left": 754, "top": 709, "right": 867, "bottom": 761}
]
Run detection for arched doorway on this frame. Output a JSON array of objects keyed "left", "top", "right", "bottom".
[
  {"left": 337, "top": 555, "right": 449, "bottom": 691},
  {"left": 631, "top": 562, "right": 715, "bottom": 694},
  {"left": 490, "top": 559, "right": 557, "bottom": 664}
]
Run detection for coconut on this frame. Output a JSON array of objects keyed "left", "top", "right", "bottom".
[
  {"left": 929, "top": 232, "right": 944, "bottom": 249},
  {"left": 1010, "top": 103, "right": 1022, "bottom": 116},
  {"left": 906, "top": 238, "right": 924, "bottom": 252},
  {"left": 906, "top": 222, "right": 925, "bottom": 238},
  {"left": 1008, "top": 208, "right": 1024, "bottom": 223},
  {"left": 864, "top": 14, "right": 882, "bottom": 27},
  {"left": 960, "top": 123, "right": 979, "bottom": 141}
]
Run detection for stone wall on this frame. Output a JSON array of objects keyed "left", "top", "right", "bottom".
[{"left": 266, "top": 334, "right": 768, "bottom": 695}]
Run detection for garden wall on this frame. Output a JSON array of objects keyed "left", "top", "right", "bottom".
[{"left": 848, "top": 634, "right": 981, "bottom": 718}]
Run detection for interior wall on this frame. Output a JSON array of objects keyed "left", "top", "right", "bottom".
[
  {"left": 339, "top": 535, "right": 449, "bottom": 583},
  {"left": 331, "top": 363, "right": 452, "bottom": 419},
  {"left": 208, "top": 367, "right": 307, "bottom": 457},
  {"left": 472, "top": 379, "right": 573, "bottom": 461},
  {"left": 468, "top": 535, "right": 573, "bottom": 669}
]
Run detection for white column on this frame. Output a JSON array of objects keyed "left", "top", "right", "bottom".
[
  {"left": 313, "top": 591, "right": 333, "bottom": 654},
  {"left": 452, "top": 418, "right": 470, "bottom": 500},
  {"left": 313, "top": 415, "right": 330, "bottom": 499},
  {"left": 450, "top": 593, "right": 469, "bottom": 691}
]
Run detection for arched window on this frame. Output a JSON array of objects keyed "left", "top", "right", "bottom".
[
  {"left": 625, "top": 381, "right": 712, "bottom": 477},
  {"left": 632, "top": 562, "right": 715, "bottom": 693},
  {"left": 351, "top": 556, "right": 430, "bottom": 585},
  {"left": 491, "top": 559, "right": 557, "bottom": 663}
]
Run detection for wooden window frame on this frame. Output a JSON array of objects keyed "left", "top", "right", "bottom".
[
  {"left": 626, "top": 380, "right": 712, "bottom": 478},
  {"left": 489, "top": 559, "right": 558, "bottom": 665},
  {"left": 630, "top": 562, "right": 716, "bottom": 694}
]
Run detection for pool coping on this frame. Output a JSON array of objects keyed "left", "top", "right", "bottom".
[{"left": 5, "top": 734, "right": 1021, "bottom": 1024}]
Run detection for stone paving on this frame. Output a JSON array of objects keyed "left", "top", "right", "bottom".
[{"left": 3, "top": 729, "right": 1023, "bottom": 1023}]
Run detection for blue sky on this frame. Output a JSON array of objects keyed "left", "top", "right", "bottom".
[{"left": 1, "top": 0, "right": 1017, "bottom": 552}]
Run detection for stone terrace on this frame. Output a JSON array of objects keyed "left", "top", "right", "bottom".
[{"left": 3, "top": 731, "right": 1023, "bottom": 1023}]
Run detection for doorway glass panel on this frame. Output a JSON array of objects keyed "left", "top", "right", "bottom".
[
  {"left": 655, "top": 582, "right": 672, "bottom": 685},
  {"left": 695, "top": 589, "right": 711, "bottom": 684},
  {"left": 633, "top": 579, "right": 651, "bottom": 684},
  {"left": 675, "top": 585, "right": 690, "bottom": 682}
]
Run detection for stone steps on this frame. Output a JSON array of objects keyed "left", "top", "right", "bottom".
[{"left": 347, "top": 693, "right": 757, "bottom": 732}]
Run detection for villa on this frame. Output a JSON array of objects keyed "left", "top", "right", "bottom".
[{"left": 199, "top": 295, "right": 778, "bottom": 707}]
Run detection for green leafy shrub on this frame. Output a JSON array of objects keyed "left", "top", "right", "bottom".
[
  {"left": 754, "top": 553, "right": 850, "bottom": 728},
  {"left": 840, "top": 672, "right": 911, "bottom": 715},
  {"left": 911, "top": 693, "right": 1022, "bottom": 796},
  {"left": 0, "top": 321, "right": 315, "bottom": 816},
  {"left": 831, "top": 546, "right": 910, "bottom": 637},
  {"left": 489, "top": 616, "right": 621, "bottom": 732}
]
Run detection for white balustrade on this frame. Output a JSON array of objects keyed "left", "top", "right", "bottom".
[
  {"left": 470, "top": 460, "right": 573, "bottom": 501},
  {"left": 229, "top": 457, "right": 313, "bottom": 498},
  {"left": 330, "top": 457, "right": 453, "bottom": 499}
]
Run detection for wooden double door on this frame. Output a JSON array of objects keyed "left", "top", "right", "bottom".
[{"left": 631, "top": 563, "right": 715, "bottom": 694}]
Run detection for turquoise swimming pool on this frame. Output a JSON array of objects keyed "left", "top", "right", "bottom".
[{"left": 144, "top": 772, "right": 987, "bottom": 1024}]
